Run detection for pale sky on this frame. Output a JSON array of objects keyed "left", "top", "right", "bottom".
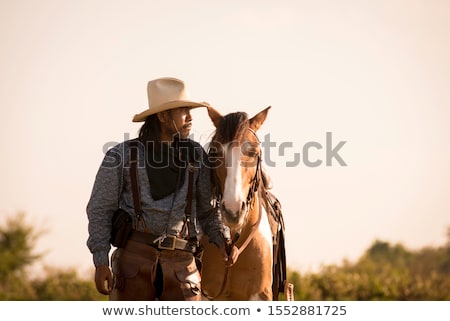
[{"left": 1, "top": 0, "right": 449, "bottom": 274}]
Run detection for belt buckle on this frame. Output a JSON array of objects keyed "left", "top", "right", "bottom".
[{"left": 158, "top": 235, "right": 177, "bottom": 250}]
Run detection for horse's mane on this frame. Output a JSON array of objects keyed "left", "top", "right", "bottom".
[{"left": 211, "top": 112, "right": 249, "bottom": 144}]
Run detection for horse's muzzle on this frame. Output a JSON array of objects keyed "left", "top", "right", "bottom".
[{"left": 220, "top": 202, "right": 246, "bottom": 228}]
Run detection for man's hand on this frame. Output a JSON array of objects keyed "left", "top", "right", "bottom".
[{"left": 95, "top": 265, "right": 113, "bottom": 295}]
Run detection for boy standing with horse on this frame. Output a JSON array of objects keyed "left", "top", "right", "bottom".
[{"left": 86, "top": 77, "right": 237, "bottom": 300}]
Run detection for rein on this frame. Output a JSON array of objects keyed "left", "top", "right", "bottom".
[{"left": 203, "top": 198, "right": 263, "bottom": 300}]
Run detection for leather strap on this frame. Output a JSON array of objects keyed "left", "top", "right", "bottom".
[
  {"left": 185, "top": 164, "right": 194, "bottom": 216},
  {"left": 181, "top": 163, "right": 195, "bottom": 240},
  {"left": 129, "top": 142, "right": 141, "bottom": 215},
  {"left": 129, "top": 141, "right": 147, "bottom": 231}
]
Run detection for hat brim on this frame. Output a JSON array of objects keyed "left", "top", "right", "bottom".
[{"left": 132, "top": 100, "right": 208, "bottom": 122}]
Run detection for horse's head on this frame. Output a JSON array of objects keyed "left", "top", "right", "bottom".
[{"left": 207, "top": 106, "right": 270, "bottom": 230}]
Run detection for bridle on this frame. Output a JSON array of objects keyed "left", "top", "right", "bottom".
[
  {"left": 213, "top": 127, "right": 261, "bottom": 212},
  {"left": 204, "top": 128, "right": 264, "bottom": 300}
]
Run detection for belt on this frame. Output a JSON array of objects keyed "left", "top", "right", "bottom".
[{"left": 129, "top": 230, "right": 197, "bottom": 253}]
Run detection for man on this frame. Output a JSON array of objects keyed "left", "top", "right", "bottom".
[{"left": 87, "top": 77, "right": 236, "bottom": 300}]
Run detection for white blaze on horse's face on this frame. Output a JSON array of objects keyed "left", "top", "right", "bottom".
[{"left": 221, "top": 143, "right": 251, "bottom": 228}]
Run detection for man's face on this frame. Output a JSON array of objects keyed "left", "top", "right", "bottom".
[{"left": 167, "top": 107, "right": 193, "bottom": 139}]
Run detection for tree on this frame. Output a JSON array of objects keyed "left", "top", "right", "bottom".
[
  {"left": 0, "top": 212, "right": 42, "bottom": 299},
  {"left": 0, "top": 212, "right": 104, "bottom": 300},
  {"left": 0, "top": 212, "right": 42, "bottom": 281}
]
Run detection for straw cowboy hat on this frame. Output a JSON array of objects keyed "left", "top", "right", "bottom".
[{"left": 132, "top": 77, "right": 209, "bottom": 122}]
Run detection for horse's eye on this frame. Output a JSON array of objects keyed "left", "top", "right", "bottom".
[
  {"left": 242, "top": 149, "right": 258, "bottom": 158},
  {"left": 241, "top": 142, "right": 259, "bottom": 158}
]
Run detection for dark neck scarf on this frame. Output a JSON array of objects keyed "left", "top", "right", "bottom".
[{"left": 145, "top": 136, "right": 197, "bottom": 200}]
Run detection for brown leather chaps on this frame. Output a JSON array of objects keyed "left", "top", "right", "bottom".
[{"left": 109, "top": 239, "right": 201, "bottom": 301}]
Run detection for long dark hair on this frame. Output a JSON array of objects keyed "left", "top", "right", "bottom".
[{"left": 138, "top": 114, "right": 161, "bottom": 143}]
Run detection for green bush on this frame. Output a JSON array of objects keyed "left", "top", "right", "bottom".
[{"left": 287, "top": 236, "right": 450, "bottom": 300}]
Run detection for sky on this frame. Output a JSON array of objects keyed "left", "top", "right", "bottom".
[{"left": 1, "top": 0, "right": 449, "bottom": 275}]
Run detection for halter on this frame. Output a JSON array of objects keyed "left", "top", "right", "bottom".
[
  {"left": 231, "top": 127, "right": 263, "bottom": 259},
  {"left": 240, "top": 127, "right": 262, "bottom": 230},
  {"left": 245, "top": 128, "right": 262, "bottom": 212}
]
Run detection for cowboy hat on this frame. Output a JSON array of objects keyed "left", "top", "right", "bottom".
[{"left": 132, "top": 77, "right": 209, "bottom": 122}]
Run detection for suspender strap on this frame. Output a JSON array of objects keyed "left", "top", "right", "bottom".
[
  {"left": 184, "top": 164, "right": 194, "bottom": 217},
  {"left": 129, "top": 141, "right": 147, "bottom": 230},
  {"left": 181, "top": 163, "right": 195, "bottom": 240}
]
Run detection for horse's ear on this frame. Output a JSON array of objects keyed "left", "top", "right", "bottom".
[
  {"left": 249, "top": 106, "right": 271, "bottom": 132},
  {"left": 207, "top": 106, "right": 224, "bottom": 128}
]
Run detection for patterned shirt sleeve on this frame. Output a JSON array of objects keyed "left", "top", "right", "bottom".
[
  {"left": 86, "top": 143, "right": 123, "bottom": 267},
  {"left": 195, "top": 145, "right": 228, "bottom": 248}
]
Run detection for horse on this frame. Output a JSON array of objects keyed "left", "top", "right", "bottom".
[{"left": 199, "top": 106, "right": 289, "bottom": 301}]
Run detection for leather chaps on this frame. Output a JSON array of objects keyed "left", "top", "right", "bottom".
[{"left": 109, "top": 239, "right": 201, "bottom": 301}]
